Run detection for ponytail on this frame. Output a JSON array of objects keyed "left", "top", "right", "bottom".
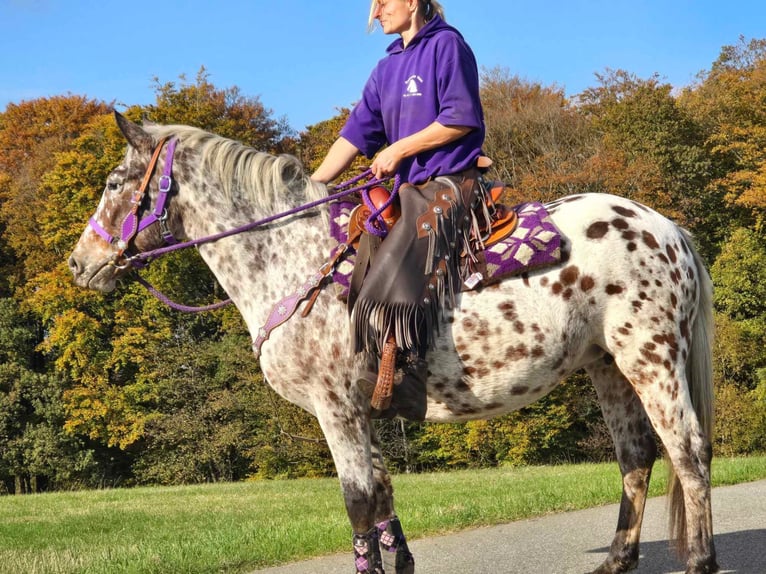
[{"left": 422, "top": 0, "right": 445, "bottom": 22}]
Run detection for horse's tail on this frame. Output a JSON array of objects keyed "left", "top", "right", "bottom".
[{"left": 668, "top": 229, "right": 715, "bottom": 554}]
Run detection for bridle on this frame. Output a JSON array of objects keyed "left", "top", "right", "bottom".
[
  {"left": 85, "top": 136, "right": 401, "bottom": 317},
  {"left": 88, "top": 137, "right": 178, "bottom": 269}
]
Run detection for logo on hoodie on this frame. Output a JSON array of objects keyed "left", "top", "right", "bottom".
[{"left": 404, "top": 75, "right": 423, "bottom": 98}]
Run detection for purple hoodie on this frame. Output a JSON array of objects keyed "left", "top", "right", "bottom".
[{"left": 341, "top": 15, "right": 485, "bottom": 185}]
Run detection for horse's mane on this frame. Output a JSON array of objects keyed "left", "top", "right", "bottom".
[{"left": 144, "top": 123, "right": 328, "bottom": 213}]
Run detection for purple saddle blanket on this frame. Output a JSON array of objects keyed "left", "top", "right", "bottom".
[{"left": 328, "top": 200, "right": 561, "bottom": 295}]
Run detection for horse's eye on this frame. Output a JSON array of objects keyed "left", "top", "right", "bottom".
[{"left": 107, "top": 182, "right": 120, "bottom": 191}]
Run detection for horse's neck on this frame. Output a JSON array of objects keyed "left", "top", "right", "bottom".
[{"left": 181, "top": 195, "right": 332, "bottom": 333}]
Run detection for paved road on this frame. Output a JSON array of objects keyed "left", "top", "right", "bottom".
[{"left": 252, "top": 479, "right": 766, "bottom": 574}]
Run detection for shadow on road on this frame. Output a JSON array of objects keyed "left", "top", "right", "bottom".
[{"left": 588, "top": 529, "right": 766, "bottom": 574}]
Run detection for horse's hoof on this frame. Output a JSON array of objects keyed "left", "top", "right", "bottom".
[
  {"left": 588, "top": 557, "right": 638, "bottom": 574},
  {"left": 685, "top": 559, "right": 720, "bottom": 574}
]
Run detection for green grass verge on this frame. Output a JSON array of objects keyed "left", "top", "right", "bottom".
[{"left": 0, "top": 456, "right": 764, "bottom": 574}]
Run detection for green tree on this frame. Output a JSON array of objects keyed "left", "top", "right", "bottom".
[
  {"left": 710, "top": 227, "right": 766, "bottom": 455},
  {"left": 711, "top": 227, "right": 766, "bottom": 387},
  {"left": 413, "top": 376, "right": 601, "bottom": 469},
  {"left": 0, "top": 299, "right": 101, "bottom": 493}
]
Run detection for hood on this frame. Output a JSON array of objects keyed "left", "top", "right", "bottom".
[{"left": 385, "top": 15, "right": 462, "bottom": 54}]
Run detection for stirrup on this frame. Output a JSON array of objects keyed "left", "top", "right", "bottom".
[{"left": 371, "top": 335, "right": 397, "bottom": 411}]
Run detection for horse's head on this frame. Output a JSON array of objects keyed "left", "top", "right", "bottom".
[{"left": 69, "top": 112, "right": 180, "bottom": 292}]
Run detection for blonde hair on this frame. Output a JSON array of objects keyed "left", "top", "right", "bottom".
[{"left": 367, "top": 0, "right": 445, "bottom": 32}]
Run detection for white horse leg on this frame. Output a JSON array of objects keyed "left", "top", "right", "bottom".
[
  {"left": 316, "top": 410, "right": 384, "bottom": 574},
  {"left": 370, "top": 430, "right": 415, "bottom": 574},
  {"left": 585, "top": 356, "right": 657, "bottom": 574}
]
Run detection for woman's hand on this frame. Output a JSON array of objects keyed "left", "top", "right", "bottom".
[{"left": 370, "top": 144, "right": 404, "bottom": 180}]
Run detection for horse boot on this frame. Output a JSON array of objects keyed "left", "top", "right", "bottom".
[
  {"left": 353, "top": 527, "right": 384, "bottom": 574},
  {"left": 377, "top": 515, "right": 415, "bottom": 574}
]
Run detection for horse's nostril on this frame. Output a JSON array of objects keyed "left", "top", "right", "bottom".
[{"left": 68, "top": 255, "right": 81, "bottom": 275}]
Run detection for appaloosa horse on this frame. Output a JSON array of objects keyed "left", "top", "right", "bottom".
[{"left": 68, "top": 113, "right": 718, "bottom": 574}]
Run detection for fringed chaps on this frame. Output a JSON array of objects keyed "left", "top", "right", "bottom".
[{"left": 350, "top": 169, "right": 482, "bottom": 360}]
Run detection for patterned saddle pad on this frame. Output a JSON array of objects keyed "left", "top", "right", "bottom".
[{"left": 328, "top": 200, "right": 561, "bottom": 296}]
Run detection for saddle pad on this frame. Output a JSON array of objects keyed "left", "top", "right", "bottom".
[
  {"left": 480, "top": 201, "right": 561, "bottom": 286},
  {"left": 328, "top": 200, "right": 561, "bottom": 296}
]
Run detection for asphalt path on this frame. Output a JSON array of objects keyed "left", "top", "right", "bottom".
[{"left": 252, "top": 479, "right": 766, "bottom": 574}]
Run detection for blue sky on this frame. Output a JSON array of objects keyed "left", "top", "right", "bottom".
[{"left": 1, "top": 0, "right": 764, "bottom": 132}]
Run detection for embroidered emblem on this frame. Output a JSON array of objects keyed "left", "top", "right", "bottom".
[{"left": 404, "top": 75, "right": 423, "bottom": 97}]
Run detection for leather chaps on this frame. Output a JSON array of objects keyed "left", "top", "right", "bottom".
[{"left": 350, "top": 168, "right": 482, "bottom": 362}]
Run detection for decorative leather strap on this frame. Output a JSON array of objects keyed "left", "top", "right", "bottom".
[
  {"left": 252, "top": 271, "right": 325, "bottom": 359},
  {"left": 252, "top": 226, "right": 363, "bottom": 359},
  {"left": 416, "top": 184, "right": 458, "bottom": 239},
  {"left": 118, "top": 137, "right": 168, "bottom": 255}
]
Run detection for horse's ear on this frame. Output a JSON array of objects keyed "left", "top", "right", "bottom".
[{"left": 114, "top": 111, "right": 153, "bottom": 152}]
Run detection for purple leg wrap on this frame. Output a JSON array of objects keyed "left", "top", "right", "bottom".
[
  {"left": 353, "top": 528, "right": 384, "bottom": 574},
  {"left": 377, "top": 516, "right": 415, "bottom": 574}
]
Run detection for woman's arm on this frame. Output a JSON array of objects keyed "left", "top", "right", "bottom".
[
  {"left": 311, "top": 137, "right": 361, "bottom": 184},
  {"left": 370, "top": 121, "right": 471, "bottom": 179}
]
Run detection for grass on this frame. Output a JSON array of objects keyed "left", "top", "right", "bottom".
[{"left": 0, "top": 456, "right": 765, "bottom": 573}]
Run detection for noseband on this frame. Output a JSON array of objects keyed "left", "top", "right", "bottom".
[{"left": 88, "top": 137, "right": 178, "bottom": 268}]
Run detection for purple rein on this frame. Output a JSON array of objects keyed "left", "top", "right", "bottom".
[{"left": 128, "top": 168, "right": 398, "bottom": 269}]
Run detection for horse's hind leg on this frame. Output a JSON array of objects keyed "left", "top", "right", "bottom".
[
  {"left": 371, "top": 429, "right": 415, "bottom": 574},
  {"left": 586, "top": 356, "right": 658, "bottom": 574},
  {"left": 611, "top": 356, "right": 717, "bottom": 573}
]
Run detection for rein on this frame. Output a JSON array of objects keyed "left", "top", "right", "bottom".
[
  {"left": 132, "top": 170, "right": 390, "bottom": 315},
  {"left": 126, "top": 169, "right": 396, "bottom": 267}
]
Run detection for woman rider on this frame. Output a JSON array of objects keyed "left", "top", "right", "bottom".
[{"left": 313, "top": 0, "right": 485, "bottom": 423}]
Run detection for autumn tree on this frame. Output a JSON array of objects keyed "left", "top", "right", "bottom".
[
  {"left": 145, "top": 67, "right": 292, "bottom": 153},
  {"left": 0, "top": 96, "right": 111, "bottom": 292},
  {"left": 579, "top": 70, "right": 713, "bottom": 233},
  {"left": 22, "top": 73, "right": 336, "bottom": 483},
  {"left": 680, "top": 37, "right": 766, "bottom": 233},
  {"left": 5, "top": 35, "right": 766, "bottom": 490},
  {"left": 480, "top": 68, "right": 599, "bottom": 204}
]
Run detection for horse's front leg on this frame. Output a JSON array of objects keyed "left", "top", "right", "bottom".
[
  {"left": 315, "top": 402, "right": 384, "bottom": 573},
  {"left": 371, "top": 427, "right": 415, "bottom": 574}
]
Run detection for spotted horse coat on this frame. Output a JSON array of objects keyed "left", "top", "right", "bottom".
[{"left": 69, "top": 113, "right": 718, "bottom": 574}]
